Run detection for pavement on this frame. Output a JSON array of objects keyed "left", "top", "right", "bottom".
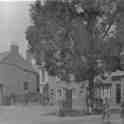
[{"left": 0, "top": 104, "right": 122, "bottom": 124}]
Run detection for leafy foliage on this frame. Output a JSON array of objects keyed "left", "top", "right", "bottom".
[{"left": 26, "top": 0, "right": 122, "bottom": 83}]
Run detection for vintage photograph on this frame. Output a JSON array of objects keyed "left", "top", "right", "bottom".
[{"left": 0, "top": 0, "right": 123, "bottom": 123}]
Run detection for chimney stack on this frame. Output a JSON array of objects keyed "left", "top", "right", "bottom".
[{"left": 10, "top": 43, "right": 19, "bottom": 54}]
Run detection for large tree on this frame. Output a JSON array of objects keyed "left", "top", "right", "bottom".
[{"left": 26, "top": 0, "right": 122, "bottom": 112}]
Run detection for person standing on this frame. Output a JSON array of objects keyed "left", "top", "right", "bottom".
[
  {"left": 120, "top": 100, "right": 124, "bottom": 124},
  {"left": 24, "top": 89, "right": 29, "bottom": 105},
  {"left": 102, "top": 97, "right": 111, "bottom": 124}
]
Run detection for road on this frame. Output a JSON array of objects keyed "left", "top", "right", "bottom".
[
  {"left": 0, "top": 105, "right": 121, "bottom": 124},
  {"left": 38, "top": 114, "right": 121, "bottom": 124}
]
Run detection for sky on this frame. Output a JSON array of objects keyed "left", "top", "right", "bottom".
[{"left": 0, "top": 1, "right": 35, "bottom": 57}]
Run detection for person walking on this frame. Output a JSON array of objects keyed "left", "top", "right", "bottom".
[
  {"left": 102, "top": 97, "right": 111, "bottom": 124},
  {"left": 120, "top": 100, "right": 124, "bottom": 124}
]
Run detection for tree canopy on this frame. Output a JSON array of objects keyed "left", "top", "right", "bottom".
[{"left": 26, "top": 0, "right": 123, "bottom": 82}]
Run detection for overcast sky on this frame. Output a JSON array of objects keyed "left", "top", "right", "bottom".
[{"left": 0, "top": 1, "right": 34, "bottom": 57}]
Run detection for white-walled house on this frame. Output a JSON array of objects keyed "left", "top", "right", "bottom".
[
  {"left": 94, "top": 70, "right": 124, "bottom": 105},
  {"left": 47, "top": 76, "right": 88, "bottom": 110},
  {"left": 0, "top": 44, "right": 39, "bottom": 104},
  {"left": 94, "top": 49, "right": 124, "bottom": 105}
]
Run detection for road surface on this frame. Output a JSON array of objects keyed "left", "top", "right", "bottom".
[{"left": 0, "top": 105, "right": 121, "bottom": 124}]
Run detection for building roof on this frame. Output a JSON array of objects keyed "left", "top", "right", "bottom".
[
  {"left": 0, "top": 45, "right": 37, "bottom": 73},
  {"left": 94, "top": 75, "right": 112, "bottom": 85},
  {"left": 56, "top": 81, "right": 78, "bottom": 89},
  {"left": 110, "top": 70, "right": 124, "bottom": 77},
  {"left": 0, "top": 52, "right": 9, "bottom": 61},
  {"left": 55, "top": 80, "right": 88, "bottom": 90}
]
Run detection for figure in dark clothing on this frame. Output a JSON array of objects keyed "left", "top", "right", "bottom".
[
  {"left": 102, "top": 97, "right": 111, "bottom": 124},
  {"left": 24, "top": 90, "right": 29, "bottom": 105},
  {"left": 120, "top": 100, "right": 124, "bottom": 124}
]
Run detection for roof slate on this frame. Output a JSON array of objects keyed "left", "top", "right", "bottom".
[{"left": 0, "top": 50, "right": 37, "bottom": 73}]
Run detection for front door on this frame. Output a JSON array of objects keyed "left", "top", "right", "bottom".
[
  {"left": 64, "top": 89, "right": 72, "bottom": 111},
  {"left": 116, "top": 84, "right": 121, "bottom": 104}
]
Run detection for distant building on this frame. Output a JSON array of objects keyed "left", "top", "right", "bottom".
[
  {"left": 26, "top": 50, "right": 48, "bottom": 95},
  {"left": 94, "top": 69, "right": 124, "bottom": 105},
  {"left": 0, "top": 44, "right": 39, "bottom": 104},
  {"left": 48, "top": 75, "right": 88, "bottom": 108}
]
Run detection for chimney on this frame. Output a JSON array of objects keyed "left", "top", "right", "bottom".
[{"left": 10, "top": 44, "right": 19, "bottom": 54}]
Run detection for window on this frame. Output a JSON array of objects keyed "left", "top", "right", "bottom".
[
  {"left": 24, "top": 82, "right": 28, "bottom": 90},
  {"left": 42, "top": 69, "right": 45, "bottom": 82},
  {"left": 99, "top": 86, "right": 112, "bottom": 99},
  {"left": 58, "top": 89, "right": 62, "bottom": 96},
  {"left": 50, "top": 89, "right": 54, "bottom": 96},
  {"left": 116, "top": 84, "right": 121, "bottom": 104}
]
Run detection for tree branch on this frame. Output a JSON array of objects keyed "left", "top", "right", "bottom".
[{"left": 102, "top": 11, "right": 118, "bottom": 39}]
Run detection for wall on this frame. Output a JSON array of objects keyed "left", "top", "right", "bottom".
[
  {"left": 48, "top": 77, "right": 88, "bottom": 110},
  {"left": 0, "top": 63, "right": 37, "bottom": 96}
]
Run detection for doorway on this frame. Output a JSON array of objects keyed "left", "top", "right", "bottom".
[{"left": 116, "top": 84, "right": 121, "bottom": 104}]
